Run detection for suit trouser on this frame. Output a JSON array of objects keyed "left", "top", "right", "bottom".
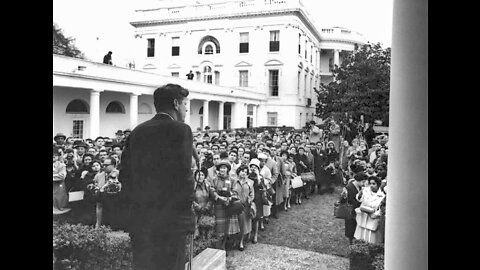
[{"left": 130, "top": 226, "right": 187, "bottom": 270}]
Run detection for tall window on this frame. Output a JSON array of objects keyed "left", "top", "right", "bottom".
[
  {"left": 72, "top": 120, "right": 84, "bottom": 139},
  {"left": 304, "top": 74, "right": 307, "bottom": 97},
  {"left": 239, "top": 32, "right": 249, "bottom": 53},
  {"left": 172, "top": 37, "right": 180, "bottom": 56},
  {"left": 215, "top": 71, "right": 220, "bottom": 85},
  {"left": 299, "top": 113, "right": 303, "bottom": 127},
  {"left": 147, "top": 38, "right": 155, "bottom": 57},
  {"left": 304, "top": 40, "right": 307, "bottom": 59},
  {"left": 310, "top": 77, "right": 313, "bottom": 98},
  {"left": 196, "top": 71, "right": 201, "bottom": 81},
  {"left": 269, "top": 70, "right": 279, "bottom": 96},
  {"left": 247, "top": 106, "right": 253, "bottom": 128},
  {"left": 269, "top": 30, "right": 280, "bottom": 52},
  {"left": 310, "top": 46, "right": 313, "bottom": 63},
  {"left": 205, "top": 45, "right": 213, "bottom": 55},
  {"left": 203, "top": 66, "right": 212, "bottom": 84},
  {"left": 298, "top": 34, "right": 301, "bottom": 54},
  {"left": 171, "top": 72, "right": 179, "bottom": 77},
  {"left": 297, "top": 71, "right": 301, "bottom": 94},
  {"left": 239, "top": 70, "right": 248, "bottom": 87},
  {"left": 267, "top": 112, "right": 278, "bottom": 126}
]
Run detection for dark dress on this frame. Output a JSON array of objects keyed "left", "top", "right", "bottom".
[
  {"left": 344, "top": 181, "right": 361, "bottom": 239},
  {"left": 249, "top": 174, "right": 265, "bottom": 220},
  {"left": 119, "top": 114, "right": 195, "bottom": 270},
  {"left": 312, "top": 149, "right": 328, "bottom": 189}
]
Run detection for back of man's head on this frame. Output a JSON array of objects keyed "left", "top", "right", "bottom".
[{"left": 153, "top": 84, "right": 189, "bottom": 112}]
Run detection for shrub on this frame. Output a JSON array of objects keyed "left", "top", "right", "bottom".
[
  {"left": 53, "top": 218, "right": 220, "bottom": 269},
  {"left": 372, "top": 253, "right": 384, "bottom": 270},
  {"left": 348, "top": 239, "right": 384, "bottom": 270},
  {"left": 53, "top": 220, "right": 132, "bottom": 270}
]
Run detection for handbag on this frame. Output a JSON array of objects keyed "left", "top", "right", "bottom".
[
  {"left": 291, "top": 176, "right": 304, "bottom": 189},
  {"left": 225, "top": 198, "right": 244, "bottom": 216},
  {"left": 334, "top": 201, "right": 353, "bottom": 219},
  {"left": 300, "top": 171, "right": 315, "bottom": 183},
  {"left": 261, "top": 189, "right": 270, "bottom": 205},
  {"left": 68, "top": 191, "right": 84, "bottom": 202},
  {"left": 249, "top": 202, "right": 257, "bottom": 219},
  {"left": 359, "top": 205, "right": 375, "bottom": 214},
  {"left": 266, "top": 185, "right": 276, "bottom": 196}
]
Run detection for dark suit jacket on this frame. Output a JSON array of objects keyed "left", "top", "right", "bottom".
[{"left": 119, "top": 114, "right": 195, "bottom": 234}]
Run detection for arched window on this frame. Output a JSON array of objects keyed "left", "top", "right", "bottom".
[
  {"left": 106, "top": 101, "right": 125, "bottom": 113},
  {"left": 205, "top": 45, "right": 213, "bottom": 55},
  {"left": 66, "top": 99, "right": 89, "bottom": 114},
  {"left": 138, "top": 103, "right": 153, "bottom": 114},
  {"left": 198, "top": 35, "right": 220, "bottom": 54}
]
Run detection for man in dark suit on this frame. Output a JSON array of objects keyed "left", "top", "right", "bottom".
[{"left": 119, "top": 84, "right": 195, "bottom": 270}]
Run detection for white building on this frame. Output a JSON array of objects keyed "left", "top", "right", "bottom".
[{"left": 53, "top": 0, "right": 365, "bottom": 139}]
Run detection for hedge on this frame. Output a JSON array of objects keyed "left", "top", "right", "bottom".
[
  {"left": 348, "top": 239, "right": 384, "bottom": 270},
  {"left": 53, "top": 217, "right": 221, "bottom": 270}
]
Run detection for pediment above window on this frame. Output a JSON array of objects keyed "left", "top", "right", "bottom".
[
  {"left": 143, "top": 64, "right": 156, "bottom": 70},
  {"left": 264, "top": 59, "right": 283, "bottom": 66},
  {"left": 168, "top": 63, "right": 182, "bottom": 69},
  {"left": 235, "top": 61, "right": 252, "bottom": 67}
]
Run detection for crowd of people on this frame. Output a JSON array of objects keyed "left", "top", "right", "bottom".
[{"left": 53, "top": 117, "right": 389, "bottom": 250}]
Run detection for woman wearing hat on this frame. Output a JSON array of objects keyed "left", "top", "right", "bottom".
[
  {"left": 231, "top": 164, "right": 254, "bottom": 251},
  {"left": 248, "top": 158, "right": 266, "bottom": 244},
  {"left": 209, "top": 160, "right": 241, "bottom": 250},
  {"left": 325, "top": 141, "right": 339, "bottom": 192},
  {"left": 192, "top": 167, "right": 214, "bottom": 239}
]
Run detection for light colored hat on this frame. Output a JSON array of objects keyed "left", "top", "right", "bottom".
[
  {"left": 257, "top": 153, "right": 268, "bottom": 160},
  {"left": 249, "top": 158, "right": 261, "bottom": 169},
  {"left": 327, "top": 141, "right": 335, "bottom": 146}
]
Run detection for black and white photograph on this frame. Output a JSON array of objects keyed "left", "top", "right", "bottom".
[{"left": 53, "top": 0, "right": 427, "bottom": 269}]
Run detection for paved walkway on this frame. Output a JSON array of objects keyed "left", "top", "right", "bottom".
[{"left": 226, "top": 243, "right": 348, "bottom": 270}]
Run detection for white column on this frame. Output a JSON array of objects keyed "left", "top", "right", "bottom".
[
  {"left": 252, "top": 104, "right": 258, "bottom": 128},
  {"left": 185, "top": 98, "right": 191, "bottom": 125},
  {"left": 232, "top": 102, "right": 246, "bottom": 128},
  {"left": 386, "top": 0, "right": 427, "bottom": 269},
  {"left": 89, "top": 89, "right": 101, "bottom": 139},
  {"left": 256, "top": 103, "right": 267, "bottom": 127},
  {"left": 333, "top": 49, "right": 340, "bottom": 67},
  {"left": 129, "top": 93, "right": 138, "bottom": 129},
  {"left": 218, "top": 101, "right": 224, "bottom": 130},
  {"left": 202, "top": 100, "right": 210, "bottom": 129}
]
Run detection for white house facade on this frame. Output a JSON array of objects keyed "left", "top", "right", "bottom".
[{"left": 53, "top": 0, "right": 365, "bottom": 139}]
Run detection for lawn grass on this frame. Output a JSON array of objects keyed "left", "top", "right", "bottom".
[{"left": 255, "top": 185, "right": 350, "bottom": 258}]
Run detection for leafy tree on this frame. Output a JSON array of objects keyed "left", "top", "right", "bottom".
[
  {"left": 315, "top": 43, "right": 390, "bottom": 125},
  {"left": 53, "top": 22, "right": 84, "bottom": 58}
]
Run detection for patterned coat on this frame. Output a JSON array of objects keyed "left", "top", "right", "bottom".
[{"left": 209, "top": 174, "right": 240, "bottom": 235}]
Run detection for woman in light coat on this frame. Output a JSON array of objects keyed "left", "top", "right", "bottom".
[{"left": 353, "top": 176, "right": 386, "bottom": 244}]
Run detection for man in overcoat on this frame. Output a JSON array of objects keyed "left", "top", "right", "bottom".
[{"left": 119, "top": 84, "right": 195, "bottom": 270}]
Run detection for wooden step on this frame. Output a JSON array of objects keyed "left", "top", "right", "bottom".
[{"left": 185, "top": 248, "right": 226, "bottom": 270}]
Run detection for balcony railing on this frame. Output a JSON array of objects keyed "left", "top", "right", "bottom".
[
  {"left": 320, "top": 27, "right": 366, "bottom": 44},
  {"left": 131, "top": 0, "right": 307, "bottom": 24}
]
